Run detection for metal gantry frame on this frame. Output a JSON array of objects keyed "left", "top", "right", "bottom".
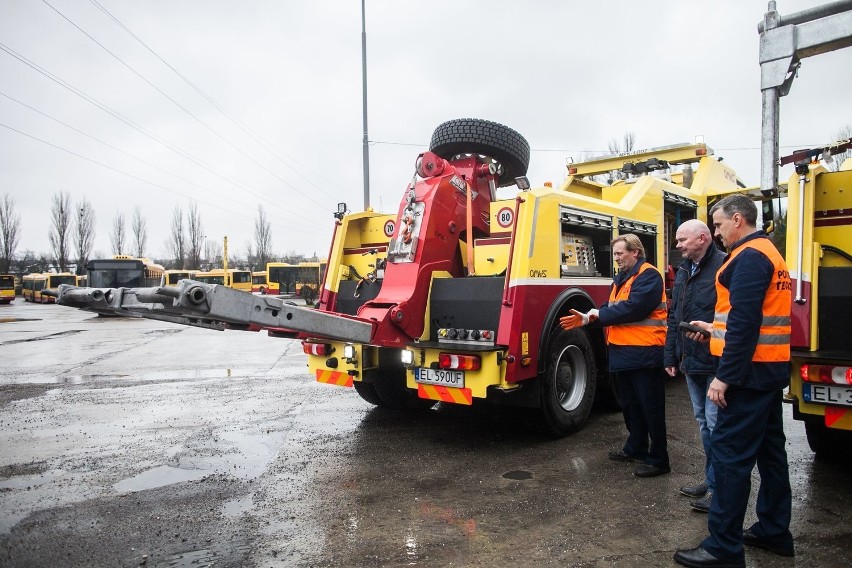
[{"left": 758, "top": 0, "right": 852, "bottom": 194}]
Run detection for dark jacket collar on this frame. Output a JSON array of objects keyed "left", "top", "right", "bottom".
[
  {"left": 727, "top": 230, "right": 767, "bottom": 256},
  {"left": 679, "top": 242, "right": 722, "bottom": 271}
]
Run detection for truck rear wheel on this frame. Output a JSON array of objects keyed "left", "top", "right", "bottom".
[
  {"left": 532, "top": 327, "right": 597, "bottom": 436},
  {"left": 429, "top": 118, "right": 530, "bottom": 187},
  {"left": 362, "top": 368, "right": 434, "bottom": 410},
  {"left": 804, "top": 416, "right": 849, "bottom": 460},
  {"left": 353, "top": 381, "right": 384, "bottom": 406}
]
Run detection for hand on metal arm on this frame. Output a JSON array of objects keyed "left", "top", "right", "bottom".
[{"left": 559, "top": 308, "right": 599, "bottom": 331}]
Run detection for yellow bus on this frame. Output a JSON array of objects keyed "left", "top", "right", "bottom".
[
  {"left": 0, "top": 274, "right": 15, "bottom": 304},
  {"left": 251, "top": 271, "right": 267, "bottom": 294},
  {"left": 87, "top": 256, "right": 165, "bottom": 288},
  {"left": 193, "top": 268, "right": 252, "bottom": 292},
  {"left": 161, "top": 269, "right": 197, "bottom": 287},
  {"left": 22, "top": 273, "right": 44, "bottom": 302},
  {"left": 265, "top": 260, "right": 327, "bottom": 302},
  {"left": 22, "top": 272, "right": 77, "bottom": 303}
]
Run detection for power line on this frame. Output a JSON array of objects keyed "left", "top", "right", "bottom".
[
  {"left": 0, "top": 90, "right": 316, "bottom": 232},
  {"left": 0, "top": 122, "right": 323, "bottom": 235},
  {"left": 0, "top": 41, "right": 330, "bottom": 225},
  {"left": 39, "top": 0, "right": 336, "bottom": 218},
  {"left": 88, "top": 0, "right": 353, "bottom": 200}
]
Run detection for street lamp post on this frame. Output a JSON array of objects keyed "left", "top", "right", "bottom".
[{"left": 361, "top": 0, "right": 370, "bottom": 210}]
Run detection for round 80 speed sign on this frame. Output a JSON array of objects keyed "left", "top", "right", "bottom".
[{"left": 496, "top": 207, "right": 514, "bottom": 229}]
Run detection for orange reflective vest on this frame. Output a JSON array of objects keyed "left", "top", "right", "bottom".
[
  {"left": 710, "top": 237, "right": 791, "bottom": 362},
  {"left": 605, "top": 263, "right": 668, "bottom": 347}
]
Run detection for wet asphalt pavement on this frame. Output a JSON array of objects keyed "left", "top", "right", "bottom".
[{"left": 0, "top": 300, "right": 850, "bottom": 567}]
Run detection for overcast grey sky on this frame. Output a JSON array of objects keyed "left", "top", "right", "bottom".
[{"left": 1, "top": 0, "right": 850, "bottom": 262}]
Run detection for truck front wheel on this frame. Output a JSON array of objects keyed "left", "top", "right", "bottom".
[{"left": 535, "top": 327, "right": 597, "bottom": 436}]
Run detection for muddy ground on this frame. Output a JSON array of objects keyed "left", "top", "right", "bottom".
[{"left": 0, "top": 300, "right": 850, "bottom": 567}]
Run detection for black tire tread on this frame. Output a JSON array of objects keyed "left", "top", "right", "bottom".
[{"left": 429, "top": 118, "right": 530, "bottom": 187}]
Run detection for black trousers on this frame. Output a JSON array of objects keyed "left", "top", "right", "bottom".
[
  {"left": 615, "top": 367, "right": 669, "bottom": 467},
  {"left": 701, "top": 387, "right": 793, "bottom": 560}
]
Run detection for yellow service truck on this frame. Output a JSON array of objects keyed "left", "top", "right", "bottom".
[
  {"left": 59, "top": 119, "right": 748, "bottom": 437},
  {"left": 58, "top": 1, "right": 852, "bottom": 446},
  {"left": 758, "top": 0, "right": 852, "bottom": 458}
]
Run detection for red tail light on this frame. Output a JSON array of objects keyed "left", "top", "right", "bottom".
[
  {"left": 303, "top": 342, "right": 331, "bottom": 356},
  {"left": 800, "top": 364, "right": 852, "bottom": 385},
  {"left": 438, "top": 353, "right": 481, "bottom": 371}
]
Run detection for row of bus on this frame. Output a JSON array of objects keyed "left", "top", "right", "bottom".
[
  {"left": 3, "top": 257, "right": 328, "bottom": 305},
  {"left": 161, "top": 261, "right": 327, "bottom": 300}
]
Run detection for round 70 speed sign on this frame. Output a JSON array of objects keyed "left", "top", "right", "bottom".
[{"left": 384, "top": 219, "right": 396, "bottom": 238}]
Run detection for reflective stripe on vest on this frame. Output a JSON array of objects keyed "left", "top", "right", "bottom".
[
  {"left": 605, "top": 263, "right": 668, "bottom": 347},
  {"left": 709, "top": 237, "right": 791, "bottom": 362}
]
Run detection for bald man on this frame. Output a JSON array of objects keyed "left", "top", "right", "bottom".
[{"left": 664, "top": 219, "right": 725, "bottom": 513}]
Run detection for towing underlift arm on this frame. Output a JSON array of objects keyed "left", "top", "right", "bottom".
[{"left": 57, "top": 281, "right": 375, "bottom": 343}]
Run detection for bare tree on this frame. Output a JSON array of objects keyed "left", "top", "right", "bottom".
[
  {"left": 828, "top": 125, "right": 852, "bottom": 172},
  {"left": 254, "top": 204, "right": 272, "bottom": 270},
  {"left": 603, "top": 131, "right": 637, "bottom": 182},
  {"left": 0, "top": 194, "right": 22, "bottom": 273},
  {"left": 169, "top": 206, "right": 186, "bottom": 269},
  {"left": 187, "top": 201, "right": 204, "bottom": 269},
  {"left": 204, "top": 237, "right": 222, "bottom": 269},
  {"left": 74, "top": 198, "right": 96, "bottom": 275},
  {"left": 607, "top": 131, "right": 636, "bottom": 156},
  {"left": 110, "top": 211, "right": 126, "bottom": 255},
  {"left": 49, "top": 191, "right": 72, "bottom": 272},
  {"left": 131, "top": 206, "right": 148, "bottom": 258}
]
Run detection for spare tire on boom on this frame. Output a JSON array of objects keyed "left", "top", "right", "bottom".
[{"left": 429, "top": 118, "right": 530, "bottom": 187}]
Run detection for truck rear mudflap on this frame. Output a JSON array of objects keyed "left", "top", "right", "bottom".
[{"left": 305, "top": 341, "right": 518, "bottom": 406}]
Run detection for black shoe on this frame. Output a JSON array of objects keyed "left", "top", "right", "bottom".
[
  {"left": 689, "top": 492, "right": 712, "bottom": 513},
  {"left": 608, "top": 449, "right": 642, "bottom": 462},
  {"left": 679, "top": 481, "right": 708, "bottom": 498},
  {"left": 673, "top": 546, "right": 744, "bottom": 568},
  {"left": 634, "top": 463, "right": 671, "bottom": 477},
  {"left": 742, "top": 528, "right": 794, "bottom": 557}
]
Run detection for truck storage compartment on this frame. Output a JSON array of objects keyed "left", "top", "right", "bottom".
[
  {"left": 818, "top": 266, "right": 852, "bottom": 352},
  {"left": 336, "top": 279, "right": 383, "bottom": 316},
  {"left": 428, "top": 277, "right": 503, "bottom": 341}
]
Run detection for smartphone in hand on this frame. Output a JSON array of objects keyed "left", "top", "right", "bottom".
[{"left": 678, "top": 321, "right": 710, "bottom": 339}]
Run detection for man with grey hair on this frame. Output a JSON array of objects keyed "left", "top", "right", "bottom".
[
  {"left": 674, "top": 194, "right": 793, "bottom": 568},
  {"left": 665, "top": 219, "right": 724, "bottom": 513}
]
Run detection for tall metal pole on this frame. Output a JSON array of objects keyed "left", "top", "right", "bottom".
[{"left": 361, "top": 0, "right": 370, "bottom": 209}]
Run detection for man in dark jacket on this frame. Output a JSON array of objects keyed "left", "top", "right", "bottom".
[
  {"left": 665, "top": 219, "right": 725, "bottom": 513},
  {"left": 561, "top": 234, "right": 669, "bottom": 477},
  {"left": 674, "top": 194, "right": 793, "bottom": 568}
]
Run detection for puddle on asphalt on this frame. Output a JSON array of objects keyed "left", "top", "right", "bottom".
[
  {"left": 113, "top": 465, "right": 209, "bottom": 493},
  {"left": 502, "top": 470, "right": 533, "bottom": 480},
  {"left": 221, "top": 493, "right": 254, "bottom": 518},
  {"left": 165, "top": 548, "right": 217, "bottom": 567},
  {"left": 0, "top": 329, "right": 83, "bottom": 345},
  {"left": 113, "top": 428, "right": 286, "bottom": 493},
  {"left": 56, "top": 368, "right": 243, "bottom": 385}
]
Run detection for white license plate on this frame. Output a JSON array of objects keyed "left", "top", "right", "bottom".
[
  {"left": 415, "top": 367, "right": 465, "bottom": 388},
  {"left": 803, "top": 384, "right": 852, "bottom": 407}
]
